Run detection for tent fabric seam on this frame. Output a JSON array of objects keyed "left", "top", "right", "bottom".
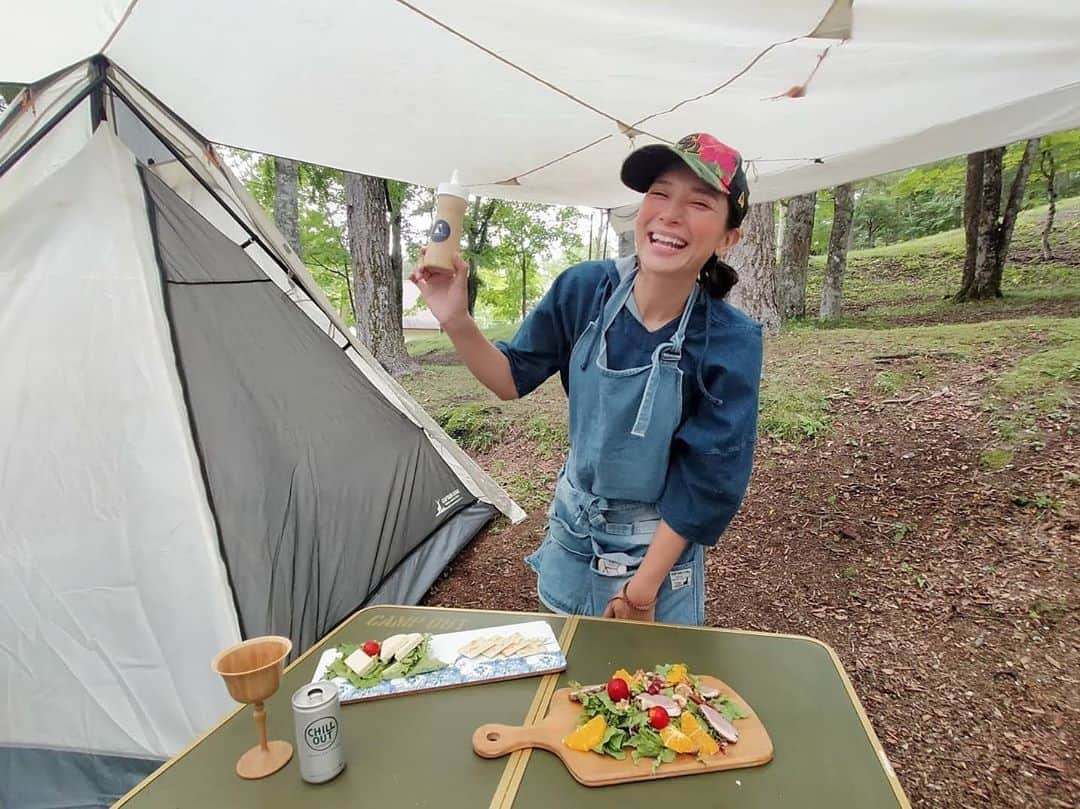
[
  {"left": 165, "top": 278, "right": 272, "bottom": 286},
  {"left": 136, "top": 165, "right": 248, "bottom": 639}
]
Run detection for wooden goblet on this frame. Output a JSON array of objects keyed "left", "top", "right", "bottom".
[{"left": 211, "top": 636, "right": 294, "bottom": 779}]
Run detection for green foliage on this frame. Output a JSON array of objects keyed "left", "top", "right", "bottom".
[
  {"left": 996, "top": 344, "right": 1080, "bottom": 402},
  {"left": 475, "top": 202, "right": 584, "bottom": 323},
  {"left": 979, "top": 448, "right": 1014, "bottom": 471},
  {"left": 808, "top": 129, "right": 1080, "bottom": 254},
  {"left": 1012, "top": 492, "right": 1062, "bottom": 511},
  {"left": 891, "top": 522, "right": 913, "bottom": 542},
  {"left": 758, "top": 383, "right": 831, "bottom": 442},
  {"left": 525, "top": 413, "right": 569, "bottom": 459},
  {"left": 302, "top": 205, "right": 353, "bottom": 323},
  {"left": 434, "top": 403, "right": 507, "bottom": 452},
  {"left": 1026, "top": 598, "right": 1068, "bottom": 625},
  {"left": 873, "top": 370, "right": 905, "bottom": 394}
]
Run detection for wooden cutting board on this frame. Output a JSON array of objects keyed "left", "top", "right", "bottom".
[{"left": 472, "top": 675, "right": 773, "bottom": 787}]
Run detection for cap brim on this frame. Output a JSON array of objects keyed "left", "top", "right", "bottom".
[{"left": 620, "top": 144, "right": 727, "bottom": 195}]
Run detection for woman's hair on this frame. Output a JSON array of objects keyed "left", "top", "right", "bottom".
[
  {"left": 697, "top": 201, "right": 741, "bottom": 298},
  {"left": 698, "top": 254, "right": 738, "bottom": 299}
]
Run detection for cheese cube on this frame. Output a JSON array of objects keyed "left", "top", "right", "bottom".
[{"left": 344, "top": 648, "right": 378, "bottom": 676}]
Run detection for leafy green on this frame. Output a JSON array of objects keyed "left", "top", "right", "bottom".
[
  {"left": 711, "top": 696, "right": 748, "bottom": 721},
  {"left": 627, "top": 727, "right": 677, "bottom": 772},
  {"left": 325, "top": 644, "right": 386, "bottom": 689},
  {"left": 594, "top": 725, "right": 628, "bottom": 760},
  {"left": 324, "top": 634, "right": 447, "bottom": 689},
  {"left": 383, "top": 636, "right": 448, "bottom": 679},
  {"left": 568, "top": 663, "right": 744, "bottom": 772}
]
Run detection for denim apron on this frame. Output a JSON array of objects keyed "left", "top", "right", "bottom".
[{"left": 526, "top": 268, "right": 706, "bottom": 625}]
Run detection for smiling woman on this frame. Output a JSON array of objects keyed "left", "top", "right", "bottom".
[{"left": 410, "top": 132, "right": 764, "bottom": 626}]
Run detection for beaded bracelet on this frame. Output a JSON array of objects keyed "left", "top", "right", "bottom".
[{"left": 620, "top": 581, "right": 658, "bottom": 611}]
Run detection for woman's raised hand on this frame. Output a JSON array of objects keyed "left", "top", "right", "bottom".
[{"left": 408, "top": 250, "right": 470, "bottom": 328}]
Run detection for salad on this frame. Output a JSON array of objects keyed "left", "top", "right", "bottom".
[
  {"left": 563, "top": 664, "right": 747, "bottom": 771},
  {"left": 324, "top": 633, "right": 448, "bottom": 690}
]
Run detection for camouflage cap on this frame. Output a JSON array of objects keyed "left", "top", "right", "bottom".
[{"left": 621, "top": 133, "right": 750, "bottom": 227}]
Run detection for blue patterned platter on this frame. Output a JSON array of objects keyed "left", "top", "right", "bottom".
[{"left": 311, "top": 620, "right": 567, "bottom": 703}]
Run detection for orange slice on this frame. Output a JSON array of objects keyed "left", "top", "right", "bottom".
[
  {"left": 665, "top": 663, "right": 688, "bottom": 685},
  {"left": 563, "top": 715, "right": 607, "bottom": 752},
  {"left": 681, "top": 712, "right": 720, "bottom": 757},
  {"left": 612, "top": 668, "right": 638, "bottom": 687},
  {"left": 659, "top": 725, "right": 698, "bottom": 754}
]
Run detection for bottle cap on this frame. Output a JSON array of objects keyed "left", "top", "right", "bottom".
[{"left": 437, "top": 169, "right": 467, "bottom": 200}]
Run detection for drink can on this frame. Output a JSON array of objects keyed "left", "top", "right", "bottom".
[{"left": 291, "top": 681, "right": 346, "bottom": 784}]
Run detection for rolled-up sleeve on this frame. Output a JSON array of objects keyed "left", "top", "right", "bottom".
[{"left": 657, "top": 325, "right": 763, "bottom": 546}]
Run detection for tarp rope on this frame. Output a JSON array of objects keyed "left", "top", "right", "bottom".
[{"left": 394, "top": 0, "right": 843, "bottom": 187}]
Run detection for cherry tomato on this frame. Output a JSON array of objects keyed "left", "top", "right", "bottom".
[
  {"left": 606, "top": 677, "right": 630, "bottom": 702},
  {"left": 648, "top": 705, "right": 670, "bottom": 729},
  {"left": 361, "top": 640, "right": 380, "bottom": 657}
]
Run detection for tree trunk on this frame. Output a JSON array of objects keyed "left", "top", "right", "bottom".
[
  {"left": 957, "top": 152, "right": 984, "bottom": 300},
  {"left": 777, "top": 191, "right": 816, "bottom": 320},
  {"left": 521, "top": 252, "right": 528, "bottom": 321},
  {"left": 988, "top": 138, "right": 1039, "bottom": 293},
  {"left": 465, "top": 197, "right": 497, "bottom": 315},
  {"left": 956, "top": 140, "right": 1039, "bottom": 301},
  {"left": 273, "top": 157, "right": 302, "bottom": 259},
  {"left": 968, "top": 147, "right": 1005, "bottom": 300},
  {"left": 344, "top": 172, "right": 417, "bottom": 375},
  {"left": 819, "top": 183, "right": 854, "bottom": 320},
  {"left": 726, "top": 201, "right": 780, "bottom": 334},
  {"left": 387, "top": 184, "right": 404, "bottom": 337},
  {"left": 618, "top": 229, "right": 636, "bottom": 258},
  {"left": 1040, "top": 148, "right": 1057, "bottom": 261}
]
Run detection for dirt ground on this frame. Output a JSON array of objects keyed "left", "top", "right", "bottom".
[{"left": 421, "top": 316, "right": 1078, "bottom": 808}]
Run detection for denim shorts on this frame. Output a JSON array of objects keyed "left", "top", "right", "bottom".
[{"left": 525, "top": 470, "right": 705, "bottom": 625}]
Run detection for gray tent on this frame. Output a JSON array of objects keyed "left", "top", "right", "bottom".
[{"left": 0, "top": 58, "right": 522, "bottom": 808}]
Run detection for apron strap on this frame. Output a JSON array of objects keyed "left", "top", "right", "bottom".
[
  {"left": 580, "top": 268, "right": 637, "bottom": 370},
  {"left": 630, "top": 283, "right": 700, "bottom": 438}
]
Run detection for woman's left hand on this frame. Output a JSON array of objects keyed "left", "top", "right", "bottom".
[{"left": 602, "top": 581, "right": 657, "bottom": 622}]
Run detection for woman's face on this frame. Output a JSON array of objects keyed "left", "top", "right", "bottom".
[{"left": 634, "top": 164, "right": 740, "bottom": 278}]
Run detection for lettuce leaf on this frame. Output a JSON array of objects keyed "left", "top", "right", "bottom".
[{"left": 324, "top": 644, "right": 385, "bottom": 689}]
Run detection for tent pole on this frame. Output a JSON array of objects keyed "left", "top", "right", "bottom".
[
  {"left": 103, "top": 77, "right": 301, "bottom": 287},
  {"left": 89, "top": 55, "right": 108, "bottom": 131}
]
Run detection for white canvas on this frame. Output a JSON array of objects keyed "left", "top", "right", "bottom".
[
  {"left": 0, "top": 128, "right": 241, "bottom": 759},
  {"left": 3, "top": 2, "right": 1077, "bottom": 205}
]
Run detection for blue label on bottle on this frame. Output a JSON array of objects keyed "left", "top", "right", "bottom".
[{"left": 430, "top": 219, "right": 451, "bottom": 243}]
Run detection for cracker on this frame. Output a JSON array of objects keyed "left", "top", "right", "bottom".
[
  {"left": 475, "top": 636, "right": 507, "bottom": 657},
  {"left": 459, "top": 636, "right": 492, "bottom": 658},
  {"left": 491, "top": 633, "right": 524, "bottom": 657},
  {"left": 501, "top": 637, "right": 532, "bottom": 657},
  {"left": 520, "top": 640, "right": 548, "bottom": 657}
]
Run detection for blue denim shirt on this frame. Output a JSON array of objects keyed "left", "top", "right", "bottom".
[{"left": 496, "top": 259, "right": 762, "bottom": 546}]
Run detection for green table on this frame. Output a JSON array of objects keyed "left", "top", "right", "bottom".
[{"left": 117, "top": 606, "right": 910, "bottom": 808}]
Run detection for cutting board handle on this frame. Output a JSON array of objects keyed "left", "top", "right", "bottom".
[{"left": 472, "top": 723, "right": 550, "bottom": 758}]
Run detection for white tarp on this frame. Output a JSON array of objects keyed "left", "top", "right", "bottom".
[
  {"left": 0, "top": 128, "right": 240, "bottom": 759},
  {"left": 3, "top": 1, "right": 1079, "bottom": 206}
]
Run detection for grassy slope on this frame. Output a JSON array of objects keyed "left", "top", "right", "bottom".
[{"left": 800, "top": 196, "right": 1080, "bottom": 329}]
